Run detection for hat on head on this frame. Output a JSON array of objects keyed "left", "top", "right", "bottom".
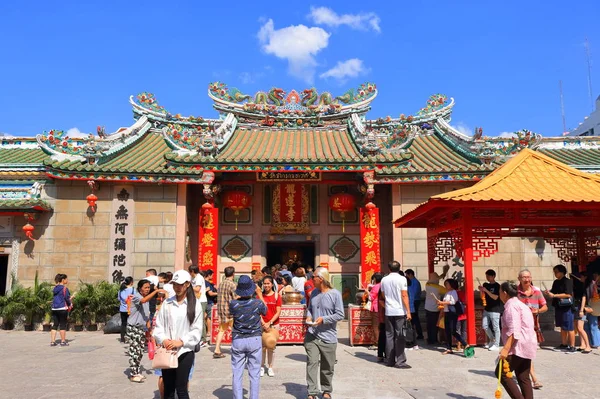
[
  {"left": 235, "top": 275, "right": 256, "bottom": 297},
  {"left": 144, "top": 275, "right": 159, "bottom": 286},
  {"left": 170, "top": 270, "right": 192, "bottom": 285}
]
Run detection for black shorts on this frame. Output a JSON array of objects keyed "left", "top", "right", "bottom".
[{"left": 51, "top": 310, "right": 69, "bottom": 330}]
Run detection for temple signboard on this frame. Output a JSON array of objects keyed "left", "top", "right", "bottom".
[
  {"left": 257, "top": 171, "right": 321, "bottom": 182},
  {"left": 109, "top": 186, "right": 135, "bottom": 284}
]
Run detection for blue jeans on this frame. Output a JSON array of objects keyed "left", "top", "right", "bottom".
[
  {"left": 584, "top": 315, "right": 600, "bottom": 347},
  {"left": 482, "top": 310, "right": 501, "bottom": 346},
  {"left": 231, "top": 336, "right": 262, "bottom": 399}
]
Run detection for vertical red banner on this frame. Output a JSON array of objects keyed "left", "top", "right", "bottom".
[
  {"left": 360, "top": 206, "right": 381, "bottom": 289},
  {"left": 199, "top": 207, "right": 219, "bottom": 283},
  {"left": 280, "top": 183, "right": 303, "bottom": 223}
]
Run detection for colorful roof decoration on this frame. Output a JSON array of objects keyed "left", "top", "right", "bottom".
[
  {"left": 1, "top": 84, "right": 600, "bottom": 186},
  {"left": 0, "top": 182, "right": 52, "bottom": 211}
]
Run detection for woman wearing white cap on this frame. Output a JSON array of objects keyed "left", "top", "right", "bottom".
[{"left": 153, "top": 270, "right": 204, "bottom": 399}]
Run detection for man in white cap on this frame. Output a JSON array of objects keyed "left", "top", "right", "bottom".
[{"left": 304, "top": 267, "right": 345, "bottom": 399}]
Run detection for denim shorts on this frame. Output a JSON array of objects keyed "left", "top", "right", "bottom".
[{"left": 555, "top": 307, "right": 574, "bottom": 331}]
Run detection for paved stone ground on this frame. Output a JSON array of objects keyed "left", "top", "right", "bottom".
[{"left": 1, "top": 322, "right": 599, "bottom": 399}]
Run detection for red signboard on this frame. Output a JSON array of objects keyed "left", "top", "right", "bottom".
[
  {"left": 199, "top": 206, "right": 219, "bottom": 283},
  {"left": 360, "top": 206, "right": 381, "bottom": 289},
  {"left": 280, "top": 183, "right": 303, "bottom": 223}
]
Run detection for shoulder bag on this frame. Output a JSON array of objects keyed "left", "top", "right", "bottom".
[
  {"left": 557, "top": 297, "right": 573, "bottom": 307},
  {"left": 152, "top": 302, "right": 179, "bottom": 369}
]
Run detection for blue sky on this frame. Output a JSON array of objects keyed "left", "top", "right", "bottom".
[{"left": 0, "top": 1, "right": 598, "bottom": 138}]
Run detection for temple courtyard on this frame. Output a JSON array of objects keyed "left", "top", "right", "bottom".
[{"left": 2, "top": 322, "right": 598, "bottom": 399}]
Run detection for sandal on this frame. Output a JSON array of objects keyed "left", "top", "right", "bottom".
[
  {"left": 50, "top": 342, "right": 58, "bottom": 347},
  {"left": 213, "top": 352, "right": 226, "bottom": 359},
  {"left": 442, "top": 349, "right": 453, "bottom": 355},
  {"left": 60, "top": 341, "right": 69, "bottom": 346},
  {"left": 129, "top": 375, "right": 145, "bottom": 383},
  {"left": 533, "top": 381, "right": 543, "bottom": 390},
  {"left": 323, "top": 394, "right": 332, "bottom": 399}
]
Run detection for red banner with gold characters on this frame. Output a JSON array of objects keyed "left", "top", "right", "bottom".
[
  {"left": 199, "top": 206, "right": 219, "bottom": 283},
  {"left": 280, "top": 183, "right": 303, "bottom": 223},
  {"left": 360, "top": 206, "right": 381, "bottom": 289}
]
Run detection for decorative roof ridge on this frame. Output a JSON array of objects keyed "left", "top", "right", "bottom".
[
  {"left": 0, "top": 181, "right": 43, "bottom": 200},
  {"left": 537, "top": 136, "right": 600, "bottom": 150},
  {"left": 367, "top": 95, "right": 455, "bottom": 126},
  {"left": 162, "top": 113, "right": 238, "bottom": 157},
  {"left": 433, "top": 120, "right": 482, "bottom": 163},
  {"left": 208, "top": 82, "right": 377, "bottom": 118},
  {"left": 0, "top": 138, "right": 40, "bottom": 149},
  {"left": 38, "top": 116, "right": 152, "bottom": 165},
  {"left": 130, "top": 93, "right": 222, "bottom": 126}
]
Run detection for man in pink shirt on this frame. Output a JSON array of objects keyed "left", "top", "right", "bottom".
[{"left": 498, "top": 282, "right": 537, "bottom": 399}]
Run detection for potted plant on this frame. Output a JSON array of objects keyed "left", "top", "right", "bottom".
[
  {"left": 95, "top": 281, "right": 119, "bottom": 327},
  {"left": 23, "top": 271, "right": 53, "bottom": 331},
  {"left": 0, "top": 275, "right": 27, "bottom": 330}
]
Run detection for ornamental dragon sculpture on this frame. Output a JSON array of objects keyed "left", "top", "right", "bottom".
[
  {"left": 301, "top": 88, "right": 333, "bottom": 109},
  {"left": 209, "top": 82, "right": 285, "bottom": 107}
]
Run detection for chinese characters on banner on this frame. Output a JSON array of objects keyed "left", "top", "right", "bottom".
[
  {"left": 359, "top": 206, "right": 381, "bottom": 289},
  {"left": 109, "top": 186, "right": 135, "bottom": 284},
  {"left": 281, "top": 183, "right": 302, "bottom": 223},
  {"left": 199, "top": 205, "right": 219, "bottom": 282}
]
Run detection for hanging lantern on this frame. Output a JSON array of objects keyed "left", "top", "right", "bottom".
[
  {"left": 329, "top": 193, "right": 356, "bottom": 233},
  {"left": 23, "top": 222, "right": 35, "bottom": 241},
  {"left": 87, "top": 193, "right": 98, "bottom": 211},
  {"left": 222, "top": 190, "right": 252, "bottom": 230}
]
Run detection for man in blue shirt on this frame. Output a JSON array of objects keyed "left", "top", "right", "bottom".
[{"left": 405, "top": 269, "right": 424, "bottom": 341}]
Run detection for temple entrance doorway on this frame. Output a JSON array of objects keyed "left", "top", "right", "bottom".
[
  {"left": 0, "top": 255, "right": 8, "bottom": 296},
  {"left": 266, "top": 241, "right": 316, "bottom": 269}
]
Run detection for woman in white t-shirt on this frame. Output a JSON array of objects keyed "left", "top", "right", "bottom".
[
  {"left": 436, "top": 278, "right": 469, "bottom": 355},
  {"left": 291, "top": 267, "right": 307, "bottom": 304}
]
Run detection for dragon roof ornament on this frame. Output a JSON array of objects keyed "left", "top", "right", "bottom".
[
  {"left": 208, "top": 82, "right": 378, "bottom": 119},
  {"left": 36, "top": 116, "right": 152, "bottom": 163},
  {"left": 163, "top": 113, "right": 237, "bottom": 157},
  {"left": 130, "top": 92, "right": 222, "bottom": 127}
]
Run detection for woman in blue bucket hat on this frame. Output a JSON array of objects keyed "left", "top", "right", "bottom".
[{"left": 229, "top": 275, "right": 267, "bottom": 399}]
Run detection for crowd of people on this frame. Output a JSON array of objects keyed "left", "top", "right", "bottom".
[{"left": 46, "top": 260, "right": 600, "bottom": 399}]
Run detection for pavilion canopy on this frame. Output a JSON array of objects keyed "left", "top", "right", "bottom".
[{"left": 394, "top": 148, "right": 600, "bottom": 229}]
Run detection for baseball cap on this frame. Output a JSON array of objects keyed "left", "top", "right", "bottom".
[{"left": 170, "top": 270, "right": 192, "bottom": 285}]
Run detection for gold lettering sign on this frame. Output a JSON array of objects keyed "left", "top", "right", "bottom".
[{"left": 257, "top": 171, "right": 321, "bottom": 182}]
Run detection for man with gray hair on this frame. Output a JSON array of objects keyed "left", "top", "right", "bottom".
[{"left": 304, "top": 267, "right": 345, "bottom": 399}]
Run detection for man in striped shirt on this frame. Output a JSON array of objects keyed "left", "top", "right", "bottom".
[
  {"left": 214, "top": 266, "right": 237, "bottom": 358},
  {"left": 517, "top": 268, "right": 547, "bottom": 390}
]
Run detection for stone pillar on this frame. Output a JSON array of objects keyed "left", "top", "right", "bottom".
[
  {"left": 175, "top": 184, "right": 188, "bottom": 271},
  {"left": 392, "top": 185, "right": 403, "bottom": 263}
]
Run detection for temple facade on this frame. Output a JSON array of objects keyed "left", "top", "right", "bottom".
[{"left": 2, "top": 82, "right": 600, "bottom": 301}]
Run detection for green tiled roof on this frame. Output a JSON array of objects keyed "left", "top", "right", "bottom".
[
  {"left": 538, "top": 148, "right": 600, "bottom": 169},
  {"left": 0, "top": 148, "right": 49, "bottom": 165},
  {"left": 0, "top": 198, "right": 52, "bottom": 211},
  {"left": 44, "top": 132, "right": 195, "bottom": 174},
  {"left": 166, "top": 128, "right": 412, "bottom": 166},
  {"left": 377, "top": 133, "right": 497, "bottom": 175}
]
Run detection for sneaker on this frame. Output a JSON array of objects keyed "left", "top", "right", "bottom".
[
  {"left": 565, "top": 346, "right": 577, "bottom": 354},
  {"left": 488, "top": 345, "right": 499, "bottom": 351},
  {"left": 553, "top": 344, "right": 568, "bottom": 352},
  {"left": 267, "top": 367, "right": 275, "bottom": 377},
  {"left": 412, "top": 345, "right": 420, "bottom": 351},
  {"left": 200, "top": 341, "right": 209, "bottom": 348},
  {"left": 260, "top": 367, "right": 265, "bottom": 377},
  {"left": 483, "top": 343, "right": 490, "bottom": 349}
]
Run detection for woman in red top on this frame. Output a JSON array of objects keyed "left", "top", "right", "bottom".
[{"left": 260, "top": 276, "right": 282, "bottom": 377}]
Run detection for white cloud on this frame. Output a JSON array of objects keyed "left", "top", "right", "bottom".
[
  {"left": 308, "top": 6, "right": 381, "bottom": 33},
  {"left": 239, "top": 71, "right": 265, "bottom": 85},
  {"left": 319, "top": 58, "right": 369, "bottom": 82},
  {"left": 66, "top": 127, "right": 90, "bottom": 139},
  {"left": 453, "top": 122, "right": 472, "bottom": 137},
  {"left": 497, "top": 131, "right": 515, "bottom": 138},
  {"left": 258, "top": 19, "right": 330, "bottom": 83}
]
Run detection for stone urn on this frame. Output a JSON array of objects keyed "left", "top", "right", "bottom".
[{"left": 282, "top": 290, "right": 303, "bottom": 305}]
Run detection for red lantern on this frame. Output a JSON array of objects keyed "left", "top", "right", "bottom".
[
  {"left": 222, "top": 190, "right": 252, "bottom": 230},
  {"left": 329, "top": 193, "right": 356, "bottom": 233},
  {"left": 23, "top": 222, "right": 34, "bottom": 240},
  {"left": 87, "top": 193, "right": 98, "bottom": 212}
]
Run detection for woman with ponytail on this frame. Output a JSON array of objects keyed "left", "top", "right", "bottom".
[
  {"left": 118, "top": 276, "right": 135, "bottom": 343},
  {"left": 153, "top": 270, "right": 204, "bottom": 399}
]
